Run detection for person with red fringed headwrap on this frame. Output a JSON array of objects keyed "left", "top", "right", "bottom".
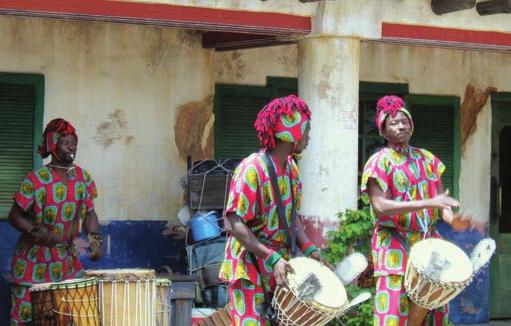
[
  {"left": 218, "top": 95, "right": 331, "bottom": 325},
  {"left": 7, "top": 118, "right": 101, "bottom": 326},
  {"left": 360, "top": 96, "right": 485, "bottom": 326}
]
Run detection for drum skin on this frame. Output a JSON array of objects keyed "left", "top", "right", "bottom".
[{"left": 272, "top": 257, "right": 347, "bottom": 326}]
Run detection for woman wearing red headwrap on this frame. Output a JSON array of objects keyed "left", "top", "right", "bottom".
[
  {"left": 361, "top": 96, "right": 484, "bottom": 326},
  {"left": 7, "top": 118, "right": 101, "bottom": 325},
  {"left": 219, "top": 95, "right": 331, "bottom": 325}
]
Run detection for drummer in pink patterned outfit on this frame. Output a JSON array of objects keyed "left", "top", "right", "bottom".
[
  {"left": 219, "top": 95, "right": 331, "bottom": 326},
  {"left": 7, "top": 118, "right": 101, "bottom": 326},
  {"left": 361, "top": 95, "right": 481, "bottom": 326}
]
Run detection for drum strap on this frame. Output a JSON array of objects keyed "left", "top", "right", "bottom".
[{"left": 261, "top": 152, "right": 297, "bottom": 256}]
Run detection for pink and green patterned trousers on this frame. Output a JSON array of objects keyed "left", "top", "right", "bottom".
[{"left": 374, "top": 275, "right": 449, "bottom": 326}]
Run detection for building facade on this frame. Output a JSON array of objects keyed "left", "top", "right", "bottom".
[{"left": 1, "top": 0, "right": 510, "bottom": 323}]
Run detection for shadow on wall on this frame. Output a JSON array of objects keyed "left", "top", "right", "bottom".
[
  {"left": 0, "top": 220, "right": 186, "bottom": 324},
  {"left": 437, "top": 221, "right": 491, "bottom": 324}
]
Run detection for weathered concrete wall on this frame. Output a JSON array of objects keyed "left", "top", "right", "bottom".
[
  {"left": 215, "top": 46, "right": 298, "bottom": 85},
  {"left": 0, "top": 15, "right": 215, "bottom": 221}
]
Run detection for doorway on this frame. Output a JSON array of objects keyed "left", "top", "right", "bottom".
[{"left": 490, "top": 93, "right": 511, "bottom": 318}]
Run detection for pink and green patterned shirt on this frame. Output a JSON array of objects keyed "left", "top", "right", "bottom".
[
  {"left": 219, "top": 152, "right": 302, "bottom": 286},
  {"left": 11, "top": 165, "right": 97, "bottom": 286},
  {"left": 361, "top": 145, "right": 446, "bottom": 276}
]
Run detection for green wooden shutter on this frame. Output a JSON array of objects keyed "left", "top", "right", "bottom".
[
  {"left": 405, "top": 95, "right": 461, "bottom": 197},
  {"left": 214, "top": 84, "right": 278, "bottom": 159},
  {"left": 0, "top": 73, "right": 44, "bottom": 219},
  {"left": 0, "top": 83, "right": 36, "bottom": 217}
]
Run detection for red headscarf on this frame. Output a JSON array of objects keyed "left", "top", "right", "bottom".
[
  {"left": 38, "top": 118, "right": 78, "bottom": 158},
  {"left": 254, "top": 95, "right": 311, "bottom": 149},
  {"left": 375, "top": 95, "right": 414, "bottom": 136}
]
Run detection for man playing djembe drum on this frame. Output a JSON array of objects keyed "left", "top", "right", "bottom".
[
  {"left": 8, "top": 118, "right": 102, "bottom": 325},
  {"left": 361, "top": 95, "right": 484, "bottom": 326},
  {"left": 219, "top": 95, "right": 330, "bottom": 325}
]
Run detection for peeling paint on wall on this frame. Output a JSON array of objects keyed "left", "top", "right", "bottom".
[
  {"left": 460, "top": 83, "right": 497, "bottom": 155},
  {"left": 300, "top": 215, "right": 339, "bottom": 248},
  {"left": 94, "top": 109, "right": 135, "bottom": 148},
  {"left": 174, "top": 95, "right": 215, "bottom": 160},
  {"left": 215, "top": 50, "right": 248, "bottom": 82},
  {"left": 177, "top": 30, "right": 202, "bottom": 49}
]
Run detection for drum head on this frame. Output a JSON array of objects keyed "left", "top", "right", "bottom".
[
  {"left": 29, "top": 282, "right": 53, "bottom": 292},
  {"left": 470, "top": 238, "right": 496, "bottom": 275},
  {"left": 85, "top": 268, "right": 155, "bottom": 281},
  {"left": 287, "top": 257, "right": 347, "bottom": 310},
  {"left": 49, "top": 277, "right": 98, "bottom": 289},
  {"left": 410, "top": 238, "right": 472, "bottom": 283},
  {"left": 334, "top": 252, "right": 368, "bottom": 285}
]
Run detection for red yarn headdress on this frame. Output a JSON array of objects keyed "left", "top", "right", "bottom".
[{"left": 254, "top": 95, "right": 311, "bottom": 149}]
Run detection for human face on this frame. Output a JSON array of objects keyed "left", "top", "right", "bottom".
[
  {"left": 294, "top": 123, "right": 311, "bottom": 153},
  {"left": 382, "top": 111, "right": 412, "bottom": 146},
  {"left": 54, "top": 134, "right": 77, "bottom": 164}
]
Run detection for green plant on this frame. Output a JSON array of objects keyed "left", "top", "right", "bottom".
[{"left": 323, "top": 197, "right": 375, "bottom": 326}]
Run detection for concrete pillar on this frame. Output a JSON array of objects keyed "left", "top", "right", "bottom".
[{"left": 298, "top": 36, "right": 360, "bottom": 246}]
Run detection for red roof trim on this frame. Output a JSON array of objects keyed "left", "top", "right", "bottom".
[
  {"left": 382, "top": 22, "right": 511, "bottom": 48},
  {"left": 0, "top": 0, "right": 311, "bottom": 35}
]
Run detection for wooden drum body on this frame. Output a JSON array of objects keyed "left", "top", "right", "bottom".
[
  {"left": 30, "top": 278, "right": 100, "bottom": 326},
  {"left": 156, "top": 278, "right": 171, "bottom": 326},
  {"left": 85, "top": 268, "right": 156, "bottom": 326},
  {"left": 272, "top": 257, "right": 347, "bottom": 326}
]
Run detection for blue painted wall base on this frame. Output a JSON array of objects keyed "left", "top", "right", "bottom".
[
  {"left": 438, "top": 221, "right": 491, "bottom": 325},
  {"left": 0, "top": 220, "right": 186, "bottom": 325}
]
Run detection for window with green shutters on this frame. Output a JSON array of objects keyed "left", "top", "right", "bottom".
[
  {"left": 0, "top": 73, "right": 44, "bottom": 219},
  {"left": 214, "top": 79, "right": 460, "bottom": 197},
  {"left": 405, "top": 95, "right": 461, "bottom": 197},
  {"left": 214, "top": 77, "right": 298, "bottom": 159}
]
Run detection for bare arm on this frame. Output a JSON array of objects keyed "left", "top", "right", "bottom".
[
  {"left": 83, "top": 209, "right": 100, "bottom": 234},
  {"left": 225, "top": 212, "right": 293, "bottom": 285},
  {"left": 367, "top": 178, "right": 459, "bottom": 218},
  {"left": 8, "top": 202, "right": 34, "bottom": 234},
  {"left": 225, "top": 212, "right": 272, "bottom": 259},
  {"left": 8, "top": 202, "right": 60, "bottom": 246},
  {"left": 83, "top": 208, "right": 102, "bottom": 260}
]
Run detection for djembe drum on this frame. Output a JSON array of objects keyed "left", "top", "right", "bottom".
[
  {"left": 404, "top": 238, "right": 495, "bottom": 326},
  {"left": 30, "top": 278, "right": 100, "bottom": 326},
  {"left": 272, "top": 257, "right": 347, "bottom": 326},
  {"left": 85, "top": 268, "right": 157, "bottom": 326}
]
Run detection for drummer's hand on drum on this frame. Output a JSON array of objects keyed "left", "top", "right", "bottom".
[
  {"left": 274, "top": 258, "right": 294, "bottom": 287},
  {"left": 30, "top": 225, "right": 61, "bottom": 247},
  {"left": 309, "top": 251, "right": 335, "bottom": 271},
  {"left": 88, "top": 233, "right": 102, "bottom": 261},
  {"left": 429, "top": 189, "right": 459, "bottom": 211}
]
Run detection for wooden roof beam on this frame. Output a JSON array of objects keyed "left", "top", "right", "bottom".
[
  {"left": 431, "top": 0, "right": 475, "bottom": 15},
  {"left": 477, "top": 0, "right": 511, "bottom": 15}
]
